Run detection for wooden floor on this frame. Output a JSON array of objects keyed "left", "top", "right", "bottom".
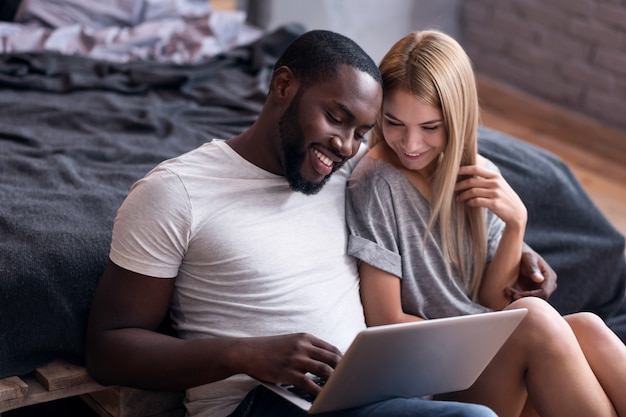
[{"left": 477, "top": 76, "right": 626, "bottom": 241}]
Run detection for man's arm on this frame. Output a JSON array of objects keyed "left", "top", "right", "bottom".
[
  {"left": 504, "top": 243, "right": 558, "bottom": 302},
  {"left": 86, "top": 260, "right": 341, "bottom": 396}
]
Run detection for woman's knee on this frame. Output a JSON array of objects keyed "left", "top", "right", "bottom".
[
  {"left": 565, "top": 311, "right": 604, "bottom": 328},
  {"left": 506, "top": 297, "right": 573, "bottom": 342},
  {"left": 564, "top": 311, "right": 609, "bottom": 340}
]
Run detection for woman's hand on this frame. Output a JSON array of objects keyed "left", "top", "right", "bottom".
[{"left": 455, "top": 164, "right": 527, "bottom": 230}]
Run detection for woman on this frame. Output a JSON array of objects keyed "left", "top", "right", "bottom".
[{"left": 346, "top": 29, "right": 626, "bottom": 417}]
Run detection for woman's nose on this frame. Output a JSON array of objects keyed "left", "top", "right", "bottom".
[{"left": 403, "top": 128, "right": 422, "bottom": 147}]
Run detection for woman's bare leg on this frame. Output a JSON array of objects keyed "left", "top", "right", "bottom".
[
  {"left": 519, "top": 399, "right": 539, "bottom": 417},
  {"left": 565, "top": 312, "right": 626, "bottom": 416},
  {"left": 436, "top": 297, "right": 618, "bottom": 417}
]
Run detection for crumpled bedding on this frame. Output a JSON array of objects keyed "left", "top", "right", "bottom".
[
  {"left": 0, "top": 22, "right": 305, "bottom": 378},
  {"left": 0, "top": 0, "right": 263, "bottom": 63}
]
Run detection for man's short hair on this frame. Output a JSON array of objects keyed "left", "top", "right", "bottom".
[{"left": 274, "top": 30, "right": 382, "bottom": 88}]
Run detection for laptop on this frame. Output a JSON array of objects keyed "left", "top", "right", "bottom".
[{"left": 261, "top": 308, "right": 527, "bottom": 414}]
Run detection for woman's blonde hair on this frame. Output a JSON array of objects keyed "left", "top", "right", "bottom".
[{"left": 369, "top": 30, "right": 486, "bottom": 300}]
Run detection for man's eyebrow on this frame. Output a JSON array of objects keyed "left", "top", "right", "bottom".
[
  {"left": 336, "top": 102, "right": 374, "bottom": 129},
  {"left": 337, "top": 102, "right": 355, "bottom": 120}
]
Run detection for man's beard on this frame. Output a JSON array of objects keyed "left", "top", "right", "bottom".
[{"left": 278, "top": 97, "right": 336, "bottom": 195}]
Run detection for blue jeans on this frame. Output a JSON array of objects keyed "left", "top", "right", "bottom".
[{"left": 227, "top": 386, "right": 496, "bottom": 417}]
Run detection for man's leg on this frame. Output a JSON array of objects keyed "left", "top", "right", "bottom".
[{"left": 229, "top": 386, "right": 496, "bottom": 417}]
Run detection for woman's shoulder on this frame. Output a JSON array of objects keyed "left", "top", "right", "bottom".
[
  {"left": 348, "top": 154, "right": 405, "bottom": 205},
  {"left": 477, "top": 154, "right": 500, "bottom": 172},
  {"left": 351, "top": 150, "right": 400, "bottom": 185}
]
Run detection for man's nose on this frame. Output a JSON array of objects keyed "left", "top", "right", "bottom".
[{"left": 330, "top": 133, "right": 354, "bottom": 157}]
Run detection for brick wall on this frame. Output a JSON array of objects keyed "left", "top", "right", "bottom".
[{"left": 460, "top": 0, "right": 626, "bottom": 133}]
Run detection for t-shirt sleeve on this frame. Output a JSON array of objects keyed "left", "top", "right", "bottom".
[
  {"left": 109, "top": 167, "right": 191, "bottom": 278},
  {"left": 345, "top": 159, "right": 403, "bottom": 278}
]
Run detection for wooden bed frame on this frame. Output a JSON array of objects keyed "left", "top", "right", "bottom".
[{"left": 0, "top": 360, "right": 184, "bottom": 417}]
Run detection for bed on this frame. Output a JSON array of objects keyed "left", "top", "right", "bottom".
[{"left": 1, "top": 0, "right": 625, "bottom": 414}]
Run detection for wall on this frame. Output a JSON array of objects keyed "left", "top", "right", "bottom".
[
  {"left": 240, "top": 0, "right": 462, "bottom": 65},
  {"left": 461, "top": 0, "right": 626, "bottom": 133}
]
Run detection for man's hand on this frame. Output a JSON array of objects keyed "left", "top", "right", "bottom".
[
  {"left": 505, "top": 247, "right": 557, "bottom": 302},
  {"left": 242, "top": 333, "right": 342, "bottom": 399}
]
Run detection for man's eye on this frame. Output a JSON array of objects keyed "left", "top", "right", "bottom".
[{"left": 327, "top": 113, "right": 341, "bottom": 124}]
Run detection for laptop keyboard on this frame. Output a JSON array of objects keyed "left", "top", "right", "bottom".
[{"left": 281, "top": 375, "right": 327, "bottom": 403}]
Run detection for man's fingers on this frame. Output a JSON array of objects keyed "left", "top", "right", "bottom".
[
  {"left": 530, "top": 265, "right": 545, "bottom": 283},
  {"left": 504, "top": 286, "right": 549, "bottom": 301}
]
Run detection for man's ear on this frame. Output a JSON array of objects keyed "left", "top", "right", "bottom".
[{"left": 270, "top": 66, "right": 297, "bottom": 102}]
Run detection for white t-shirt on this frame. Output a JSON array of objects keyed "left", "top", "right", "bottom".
[{"left": 110, "top": 140, "right": 366, "bottom": 417}]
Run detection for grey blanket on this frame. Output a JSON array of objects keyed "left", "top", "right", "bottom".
[{"left": 0, "top": 23, "right": 625, "bottom": 378}]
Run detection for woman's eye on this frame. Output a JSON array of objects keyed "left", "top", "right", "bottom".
[
  {"left": 385, "top": 119, "right": 403, "bottom": 127},
  {"left": 423, "top": 125, "right": 440, "bottom": 131}
]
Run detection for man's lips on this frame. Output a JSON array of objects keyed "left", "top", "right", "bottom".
[
  {"left": 314, "top": 148, "right": 333, "bottom": 167},
  {"left": 311, "top": 147, "right": 339, "bottom": 176}
]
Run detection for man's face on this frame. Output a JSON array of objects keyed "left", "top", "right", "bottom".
[
  {"left": 279, "top": 89, "right": 332, "bottom": 195},
  {"left": 277, "top": 65, "right": 382, "bottom": 195}
]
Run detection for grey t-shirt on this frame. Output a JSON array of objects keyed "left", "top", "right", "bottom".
[{"left": 346, "top": 156, "right": 505, "bottom": 319}]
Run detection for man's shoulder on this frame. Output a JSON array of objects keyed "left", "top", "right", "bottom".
[{"left": 152, "top": 140, "right": 233, "bottom": 175}]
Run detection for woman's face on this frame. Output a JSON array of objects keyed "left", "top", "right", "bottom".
[{"left": 381, "top": 89, "right": 447, "bottom": 178}]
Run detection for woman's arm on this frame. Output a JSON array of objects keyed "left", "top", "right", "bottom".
[
  {"left": 455, "top": 163, "right": 528, "bottom": 310},
  {"left": 358, "top": 262, "right": 424, "bottom": 326},
  {"left": 481, "top": 218, "right": 526, "bottom": 310}
]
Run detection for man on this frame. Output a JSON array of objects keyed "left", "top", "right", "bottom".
[{"left": 86, "top": 30, "right": 543, "bottom": 417}]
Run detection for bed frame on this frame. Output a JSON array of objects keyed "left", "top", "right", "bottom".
[
  {"left": 0, "top": 360, "right": 184, "bottom": 417},
  {"left": 0, "top": 360, "right": 106, "bottom": 415}
]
